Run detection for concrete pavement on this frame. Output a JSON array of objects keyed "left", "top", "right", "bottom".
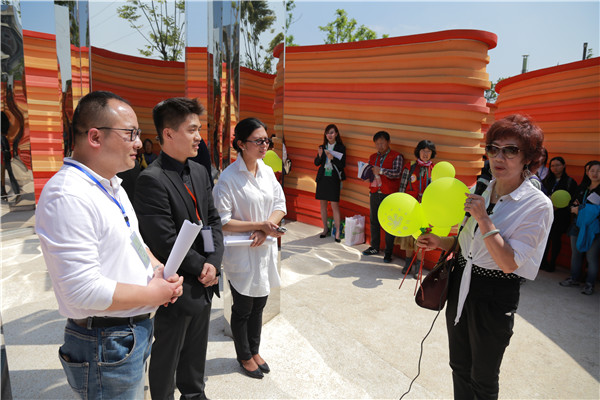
[{"left": 1, "top": 210, "right": 599, "bottom": 399}]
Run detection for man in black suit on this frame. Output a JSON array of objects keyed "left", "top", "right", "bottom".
[{"left": 134, "top": 97, "right": 223, "bottom": 400}]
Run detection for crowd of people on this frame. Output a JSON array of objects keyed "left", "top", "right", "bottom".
[{"left": 32, "top": 90, "right": 598, "bottom": 399}]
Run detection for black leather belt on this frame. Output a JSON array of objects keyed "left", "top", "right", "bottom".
[{"left": 70, "top": 313, "right": 151, "bottom": 329}]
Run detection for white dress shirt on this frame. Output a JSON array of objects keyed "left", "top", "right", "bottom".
[
  {"left": 212, "top": 157, "right": 287, "bottom": 297},
  {"left": 36, "top": 158, "right": 155, "bottom": 319},
  {"left": 454, "top": 178, "right": 553, "bottom": 324}
]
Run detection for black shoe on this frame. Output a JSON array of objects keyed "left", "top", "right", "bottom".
[
  {"left": 319, "top": 229, "right": 330, "bottom": 238},
  {"left": 257, "top": 362, "right": 270, "bottom": 373},
  {"left": 335, "top": 237, "right": 341, "bottom": 243},
  {"left": 238, "top": 360, "right": 264, "bottom": 379},
  {"left": 362, "top": 247, "right": 379, "bottom": 256},
  {"left": 383, "top": 254, "right": 392, "bottom": 263}
]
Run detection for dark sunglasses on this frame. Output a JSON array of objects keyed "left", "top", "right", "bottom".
[
  {"left": 485, "top": 144, "right": 520, "bottom": 159},
  {"left": 245, "top": 138, "right": 272, "bottom": 146}
]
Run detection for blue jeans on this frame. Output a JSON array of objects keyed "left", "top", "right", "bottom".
[
  {"left": 570, "top": 233, "right": 600, "bottom": 287},
  {"left": 58, "top": 318, "right": 153, "bottom": 399}
]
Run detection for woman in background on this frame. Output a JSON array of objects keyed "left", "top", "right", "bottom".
[
  {"left": 397, "top": 139, "right": 436, "bottom": 274},
  {"left": 560, "top": 160, "right": 600, "bottom": 295},
  {"left": 540, "top": 156, "right": 578, "bottom": 272},
  {"left": 314, "top": 124, "right": 346, "bottom": 242},
  {"left": 213, "top": 118, "right": 286, "bottom": 379}
]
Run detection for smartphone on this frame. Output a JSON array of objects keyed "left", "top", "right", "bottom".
[{"left": 276, "top": 226, "right": 287, "bottom": 233}]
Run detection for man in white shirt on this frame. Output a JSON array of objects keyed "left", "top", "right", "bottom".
[{"left": 35, "top": 91, "right": 183, "bottom": 399}]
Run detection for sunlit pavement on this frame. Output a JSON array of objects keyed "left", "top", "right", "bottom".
[{"left": 1, "top": 214, "right": 598, "bottom": 399}]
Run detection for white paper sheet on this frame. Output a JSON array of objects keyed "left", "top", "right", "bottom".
[
  {"left": 224, "top": 235, "right": 277, "bottom": 247},
  {"left": 163, "top": 220, "right": 202, "bottom": 278},
  {"left": 587, "top": 192, "right": 600, "bottom": 205},
  {"left": 328, "top": 149, "right": 343, "bottom": 160}
]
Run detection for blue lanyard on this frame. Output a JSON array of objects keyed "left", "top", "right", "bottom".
[
  {"left": 375, "top": 150, "right": 389, "bottom": 168},
  {"left": 63, "top": 161, "right": 130, "bottom": 228}
]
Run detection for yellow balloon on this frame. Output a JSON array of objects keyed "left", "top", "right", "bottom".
[
  {"left": 263, "top": 150, "right": 282, "bottom": 172},
  {"left": 431, "top": 161, "right": 455, "bottom": 181},
  {"left": 551, "top": 190, "right": 571, "bottom": 208},
  {"left": 377, "top": 193, "right": 425, "bottom": 237},
  {"left": 421, "top": 177, "right": 469, "bottom": 227}
]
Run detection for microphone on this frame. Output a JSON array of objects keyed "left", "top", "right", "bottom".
[{"left": 466, "top": 163, "right": 492, "bottom": 217}]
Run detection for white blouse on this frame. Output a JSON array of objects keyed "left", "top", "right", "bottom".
[
  {"left": 212, "top": 157, "right": 287, "bottom": 297},
  {"left": 455, "top": 178, "right": 553, "bottom": 324}
]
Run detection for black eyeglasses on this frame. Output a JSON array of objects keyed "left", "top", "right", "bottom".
[
  {"left": 245, "top": 138, "right": 272, "bottom": 146},
  {"left": 485, "top": 144, "right": 521, "bottom": 159},
  {"left": 95, "top": 127, "right": 142, "bottom": 142}
]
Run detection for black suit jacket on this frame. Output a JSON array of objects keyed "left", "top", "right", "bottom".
[
  {"left": 134, "top": 152, "right": 224, "bottom": 316},
  {"left": 314, "top": 143, "right": 346, "bottom": 182}
]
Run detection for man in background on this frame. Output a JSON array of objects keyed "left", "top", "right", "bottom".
[{"left": 362, "top": 130, "right": 403, "bottom": 263}]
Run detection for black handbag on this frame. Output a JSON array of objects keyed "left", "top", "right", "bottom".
[{"left": 415, "top": 236, "right": 458, "bottom": 311}]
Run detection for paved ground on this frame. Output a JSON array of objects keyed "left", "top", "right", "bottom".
[{"left": 1, "top": 208, "right": 599, "bottom": 399}]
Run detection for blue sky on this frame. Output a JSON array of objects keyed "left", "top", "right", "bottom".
[{"left": 18, "top": 0, "right": 600, "bottom": 83}]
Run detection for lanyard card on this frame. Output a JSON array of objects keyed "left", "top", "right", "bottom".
[
  {"left": 201, "top": 226, "right": 215, "bottom": 253},
  {"left": 131, "top": 231, "right": 151, "bottom": 267}
]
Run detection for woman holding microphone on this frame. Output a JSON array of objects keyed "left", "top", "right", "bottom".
[
  {"left": 417, "top": 115, "right": 553, "bottom": 400},
  {"left": 314, "top": 124, "right": 346, "bottom": 242},
  {"left": 213, "top": 118, "right": 286, "bottom": 379}
]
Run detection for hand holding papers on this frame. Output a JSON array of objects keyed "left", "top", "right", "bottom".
[
  {"left": 327, "top": 149, "right": 343, "bottom": 160},
  {"left": 163, "top": 220, "right": 202, "bottom": 278},
  {"left": 358, "top": 161, "right": 375, "bottom": 182},
  {"left": 224, "top": 235, "right": 277, "bottom": 247}
]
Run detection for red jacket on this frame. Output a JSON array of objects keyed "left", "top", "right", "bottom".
[{"left": 369, "top": 149, "right": 402, "bottom": 194}]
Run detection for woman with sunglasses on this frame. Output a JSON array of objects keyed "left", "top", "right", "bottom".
[
  {"left": 540, "top": 157, "right": 578, "bottom": 272},
  {"left": 314, "top": 124, "right": 346, "bottom": 242},
  {"left": 417, "top": 115, "right": 553, "bottom": 400},
  {"left": 213, "top": 118, "right": 286, "bottom": 379},
  {"left": 560, "top": 160, "right": 600, "bottom": 295}
]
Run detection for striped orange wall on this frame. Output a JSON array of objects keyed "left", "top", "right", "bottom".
[
  {"left": 90, "top": 46, "right": 185, "bottom": 145},
  {"left": 495, "top": 57, "right": 600, "bottom": 181},
  {"left": 277, "top": 30, "right": 497, "bottom": 232},
  {"left": 185, "top": 47, "right": 208, "bottom": 138},
  {"left": 239, "top": 66, "right": 275, "bottom": 130},
  {"left": 23, "top": 30, "right": 63, "bottom": 200}
]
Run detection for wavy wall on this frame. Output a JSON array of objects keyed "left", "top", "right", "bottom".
[{"left": 277, "top": 30, "right": 497, "bottom": 232}]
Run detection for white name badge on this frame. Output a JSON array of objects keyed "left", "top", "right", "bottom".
[
  {"left": 201, "top": 226, "right": 215, "bottom": 253},
  {"left": 131, "top": 231, "right": 151, "bottom": 267}
]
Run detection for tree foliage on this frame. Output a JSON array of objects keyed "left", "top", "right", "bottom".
[
  {"left": 117, "top": 0, "right": 185, "bottom": 61},
  {"left": 240, "top": 0, "right": 276, "bottom": 73},
  {"left": 319, "top": 9, "right": 387, "bottom": 44},
  {"left": 484, "top": 77, "right": 505, "bottom": 103}
]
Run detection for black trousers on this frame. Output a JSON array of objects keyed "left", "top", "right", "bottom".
[
  {"left": 149, "top": 300, "right": 212, "bottom": 400},
  {"left": 445, "top": 265, "right": 520, "bottom": 400},
  {"left": 369, "top": 192, "right": 395, "bottom": 255},
  {"left": 229, "top": 282, "right": 268, "bottom": 361}
]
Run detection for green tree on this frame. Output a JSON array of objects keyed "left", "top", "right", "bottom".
[
  {"left": 484, "top": 77, "right": 505, "bottom": 103},
  {"left": 319, "top": 9, "right": 388, "bottom": 44},
  {"left": 117, "top": 0, "right": 185, "bottom": 61},
  {"left": 240, "top": 0, "right": 276, "bottom": 73},
  {"left": 268, "top": 0, "right": 297, "bottom": 51},
  {"left": 585, "top": 47, "right": 593, "bottom": 59}
]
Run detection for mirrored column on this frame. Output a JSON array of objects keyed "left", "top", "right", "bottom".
[
  {"left": 207, "top": 0, "right": 239, "bottom": 172},
  {"left": 1, "top": 1, "right": 33, "bottom": 206}
]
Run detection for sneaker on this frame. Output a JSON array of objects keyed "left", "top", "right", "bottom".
[
  {"left": 383, "top": 254, "right": 392, "bottom": 263},
  {"left": 559, "top": 277, "right": 579, "bottom": 287},
  {"left": 362, "top": 247, "right": 379, "bottom": 256},
  {"left": 581, "top": 283, "right": 594, "bottom": 295}
]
